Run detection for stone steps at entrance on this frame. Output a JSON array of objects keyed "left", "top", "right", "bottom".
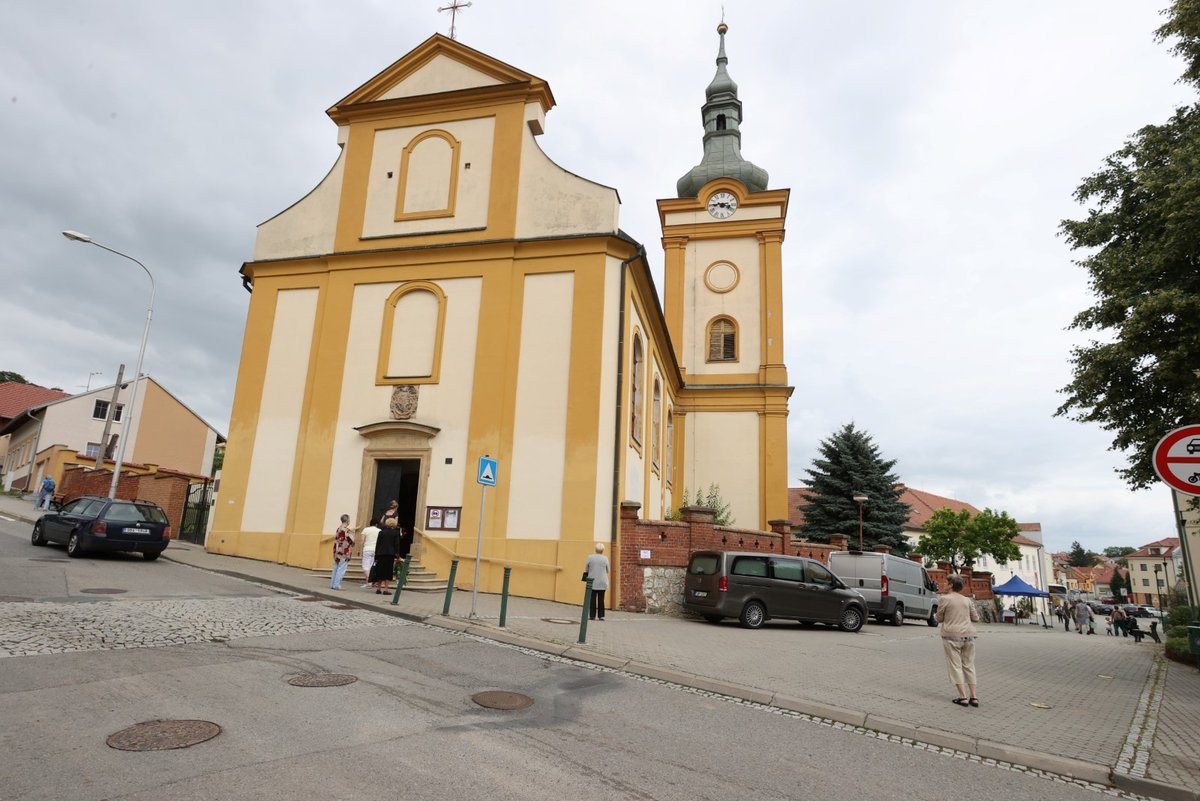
[{"left": 310, "top": 557, "right": 447, "bottom": 592}]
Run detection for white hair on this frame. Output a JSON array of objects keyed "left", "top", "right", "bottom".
[{"left": 595, "top": 543, "right": 605, "bottom": 553}]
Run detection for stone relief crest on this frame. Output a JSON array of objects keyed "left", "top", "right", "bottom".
[{"left": 390, "top": 385, "right": 419, "bottom": 420}]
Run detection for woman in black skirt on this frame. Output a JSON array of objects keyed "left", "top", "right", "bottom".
[{"left": 368, "top": 519, "right": 400, "bottom": 593}]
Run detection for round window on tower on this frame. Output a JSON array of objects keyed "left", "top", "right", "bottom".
[{"left": 703, "top": 261, "right": 740, "bottom": 294}]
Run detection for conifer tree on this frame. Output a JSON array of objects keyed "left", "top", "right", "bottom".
[{"left": 799, "top": 423, "right": 911, "bottom": 554}]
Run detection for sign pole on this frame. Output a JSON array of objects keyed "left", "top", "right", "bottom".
[{"left": 471, "top": 483, "right": 487, "bottom": 619}]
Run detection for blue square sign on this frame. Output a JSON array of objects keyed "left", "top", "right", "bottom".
[{"left": 477, "top": 456, "right": 498, "bottom": 486}]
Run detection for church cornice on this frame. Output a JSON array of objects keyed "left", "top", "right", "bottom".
[{"left": 328, "top": 81, "right": 553, "bottom": 125}]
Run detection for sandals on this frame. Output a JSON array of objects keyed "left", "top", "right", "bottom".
[
  {"left": 952, "top": 698, "right": 970, "bottom": 707},
  {"left": 969, "top": 698, "right": 979, "bottom": 707}
]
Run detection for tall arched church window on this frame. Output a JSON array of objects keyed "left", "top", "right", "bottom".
[
  {"left": 707, "top": 317, "right": 738, "bottom": 362},
  {"left": 395, "top": 130, "right": 461, "bottom": 221},
  {"left": 665, "top": 407, "right": 674, "bottom": 486},
  {"left": 651, "top": 378, "right": 662, "bottom": 467},
  {"left": 631, "top": 335, "right": 644, "bottom": 446},
  {"left": 377, "top": 281, "right": 447, "bottom": 385}
]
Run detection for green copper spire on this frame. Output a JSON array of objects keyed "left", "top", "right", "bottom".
[{"left": 676, "top": 22, "right": 768, "bottom": 199}]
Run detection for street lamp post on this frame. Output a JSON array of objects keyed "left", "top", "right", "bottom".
[
  {"left": 62, "top": 231, "right": 154, "bottom": 500},
  {"left": 852, "top": 492, "right": 869, "bottom": 551}
]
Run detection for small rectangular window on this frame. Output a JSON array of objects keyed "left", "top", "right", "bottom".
[
  {"left": 85, "top": 442, "right": 100, "bottom": 458},
  {"left": 92, "top": 400, "right": 123, "bottom": 421}
]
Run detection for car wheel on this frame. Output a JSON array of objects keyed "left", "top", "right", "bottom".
[
  {"left": 839, "top": 606, "right": 865, "bottom": 633},
  {"left": 66, "top": 531, "right": 84, "bottom": 558},
  {"left": 927, "top": 606, "right": 938, "bottom": 627},
  {"left": 31, "top": 521, "right": 46, "bottom": 546},
  {"left": 739, "top": 601, "right": 766, "bottom": 629},
  {"left": 143, "top": 551, "right": 161, "bottom": 562},
  {"left": 890, "top": 604, "right": 904, "bottom": 626}
]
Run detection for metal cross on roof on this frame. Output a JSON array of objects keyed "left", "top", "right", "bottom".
[{"left": 437, "top": 0, "right": 472, "bottom": 40}]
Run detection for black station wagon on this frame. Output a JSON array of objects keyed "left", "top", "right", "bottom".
[{"left": 32, "top": 496, "right": 172, "bottom": 560}]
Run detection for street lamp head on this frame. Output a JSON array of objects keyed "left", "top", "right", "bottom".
[
  {"left": 62, "top": 230, "right": 92, "bottom": 243},
  {"left": 853, "top": 493, "right": 869, "bottom": 504}
]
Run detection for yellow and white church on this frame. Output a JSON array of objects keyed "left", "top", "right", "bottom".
[{"left": 210, "top": 25, "right": 793, "bottom": 606}]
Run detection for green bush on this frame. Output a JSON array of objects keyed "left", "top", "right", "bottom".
[
  {"left": 1167, "top": 625, "right": 1189, "bottom": 640},
  {"left": 1167, "top": 606, "right": 1197, "bottom": 627},
  {"left": 1165, "top": 636, "right": 1192, "bottom": 664}
]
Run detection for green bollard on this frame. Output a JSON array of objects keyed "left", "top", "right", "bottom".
[
  {"left": 499, "top": 565, "right": 512, "bottom": 627},
  {"left": 578, "top": 578, "right": 593, "bottom": 644},
  {"left": 391, "top": 555, "right": 412, "bottom": 605},
  {"left": 442, "top": 559, "right": 459, "bottom": 616}
]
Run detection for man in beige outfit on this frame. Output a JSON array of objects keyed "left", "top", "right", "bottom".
[{"left": 935, "top": 574, "right": 981, "bottom": 707}]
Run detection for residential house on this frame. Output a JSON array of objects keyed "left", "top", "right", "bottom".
[
  {"left": 0, "top": 377, "right": 224, "bottom": 493},
  {"left": 1126, "top": 538, "right": 1181, "bottom": 607},
  {"left": 0, "top": 381, "right": 70, "bottom": 486}
]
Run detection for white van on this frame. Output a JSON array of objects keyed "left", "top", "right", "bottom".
[{"left": 827, "top": 550, "right": 939, "bottom": 626}]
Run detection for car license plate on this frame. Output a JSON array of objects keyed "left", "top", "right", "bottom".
[
  {"left": 693, "top": 590, "right": 707, "bottom": 598},
  {"left": 126, "top": 527, "right": 151, "bottom": 534}
]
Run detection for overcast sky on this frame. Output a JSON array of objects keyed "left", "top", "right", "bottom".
[{"left": 2, "top": 2, "right": 1192, "bottom": 553}]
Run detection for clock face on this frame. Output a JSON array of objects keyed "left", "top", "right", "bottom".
[{"left": 707, "top": 191, "right": 738, "bottom": 219}]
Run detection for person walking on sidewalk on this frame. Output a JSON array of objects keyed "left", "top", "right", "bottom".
[
  {"left": 936, "top": 574, "right": 980, "bottom": 708},
  {"left": 37, "top": 475, "right": 55, "bottom": 510},
  {"left": 330, "top": 515, "right": 354, "bottom": 590},
  {"left": 369, "top": 519, "right": 400, "bottom": 594},
  {"left": 1061, "top": 603, "right": 1072, "bottom": 632},
  {"left": 1074, "top": 599, "right": 1093, "bottom": 634},
  {"left": 584, "top": 543, "right": 610, "bottom": 621},
  {"left": 358, "top": 518, "right": 380, "bottom": 589},
  {"left": 1111, "top": 605, "right": 1128, "bottom": 637}
]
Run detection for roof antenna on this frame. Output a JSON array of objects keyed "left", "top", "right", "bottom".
[{"left": 437, "top": 0, "right": 472, "bottom": 40}]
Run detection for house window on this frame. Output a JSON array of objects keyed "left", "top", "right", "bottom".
[
  {"left": 665, "top": 407, "right": 674, "bottom": 485},
  {"left": 85, "top": 442, "right": 101, "bottom": 458},
  {"left": 630, "top": 335, "right": 644, "bottom": 445},
  {"left": 1140, "top": 564, "right": 1147, "bottom": 571},
  {"left": 1142, "top": 578, "right": 1150, "bottom": 587},
  {"left": 1157, "top": 579, "right": 1165, "bottom": 588},
  {"left": 92, "top": 400, "right": 123, "bottom": 421},
  {"left": 651, "top": 379, "right": 662, "bottom": 467},
  {"left": 707, "top": 317, "right": 737, "bottom": 362}
]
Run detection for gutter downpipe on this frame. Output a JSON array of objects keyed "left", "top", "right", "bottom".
[{"left": 610, "top": 244, "right": 645, "bottom": 607}]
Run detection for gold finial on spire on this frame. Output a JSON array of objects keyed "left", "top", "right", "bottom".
[{"left": 438, "top": 0, "right": 472, "bottom": 40}]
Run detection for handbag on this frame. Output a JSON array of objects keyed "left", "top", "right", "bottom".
[{"left": 581, "top": 571, "right": 589, "bottom": 582}]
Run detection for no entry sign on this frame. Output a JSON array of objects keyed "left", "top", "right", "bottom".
[{"left": 1152, "top": 424, "right": 1200, "bottom": 496}]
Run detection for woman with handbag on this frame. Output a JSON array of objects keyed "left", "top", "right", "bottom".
[{"left": 583, "top": 543, "right": 610, "bottom": 621}]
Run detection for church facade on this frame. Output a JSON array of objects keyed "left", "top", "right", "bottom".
[{"left": 209, "top": 27, "right": 792, "bottom": 605}]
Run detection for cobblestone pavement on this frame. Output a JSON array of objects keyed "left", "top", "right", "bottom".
[
  {"left": 0, "top": 594, "right": 407, "bottom": 658},
  {"left": 1147, "top": 654, "right": 1200, "bottom": 788}
]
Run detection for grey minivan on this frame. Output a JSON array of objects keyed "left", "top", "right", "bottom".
[{"left": 683, "top": 551, "right": 868, "bottom": 631}]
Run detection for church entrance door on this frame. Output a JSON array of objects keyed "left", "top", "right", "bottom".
[{"left": 372, "top": 458, "right": 421, "bottom": 556}]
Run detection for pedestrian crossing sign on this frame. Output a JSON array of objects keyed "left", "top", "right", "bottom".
[{"left": 477, "top": 456, "right": 498, "bottom": 486}]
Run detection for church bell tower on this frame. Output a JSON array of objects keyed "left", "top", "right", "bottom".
[{"left": 658, "top": 23, "right": 792, "bottom": 528}]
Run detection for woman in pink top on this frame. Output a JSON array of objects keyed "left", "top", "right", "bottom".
[{"left": 935, "top": 573, "right": 981, "bottom": 707}]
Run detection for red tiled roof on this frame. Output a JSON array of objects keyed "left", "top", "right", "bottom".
[
  {"left": 898, "top": 485, "right": 981, "bottom": 530},
  {"left": 1127, "top": 538, "right": 1180, "bottom": 559},
  {"left": 1012, "top": 534, "right": 1042, "bottom": 547},
  {"left": 0, "top": 382, "right": 70, "bottom": 421}
]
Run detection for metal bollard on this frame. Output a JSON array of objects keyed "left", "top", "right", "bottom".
[
  {"left": 578, "top": 578, "right": 593, "bottom": 644},
  {"left": 391, "top": 555, "right": 412, "bottom": 605},
  {"left": 442, "top": 559, "right": 459, "bottom": 616},
  {"left": 499, "top": 565, "right": 512, "bottom": 627}
]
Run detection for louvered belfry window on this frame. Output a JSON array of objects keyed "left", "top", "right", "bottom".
[{"left": 708, "top": 318, "right": 736, "bottom": 361}]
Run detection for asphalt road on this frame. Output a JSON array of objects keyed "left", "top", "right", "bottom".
[{"left": 0, "top": 515, "right": 1145, "bottom": 801}]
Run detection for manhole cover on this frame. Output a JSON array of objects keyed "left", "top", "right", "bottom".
[
  {"left": 106, "top": 720, "right": 221, "bottom": 751},
  {"left": 472, "top": 691, "right": 534, "bottom": 710},
  {"left": 0, "top": 595, "right": 34, "bottom": 602},
  {"left": 81, "top": 588, "right": 127, "bottom": 594},
  {"left": 288, "top": 673, "right": 358, "bottom": 687},
  {"left": 541, "top": 617, "right": 577, "bottom": 625}
]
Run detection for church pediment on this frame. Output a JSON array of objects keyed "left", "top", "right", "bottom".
[{"left": 328, "top": 34, "right": 554, "bottom": 120}]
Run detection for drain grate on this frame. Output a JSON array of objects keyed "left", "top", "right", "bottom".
[
  {"left": 472, "top": 691, "right": 534, "bottom": 710},
  {"left": 107, "top": 720, "right": 221, "bottom": 751},
  {"left": 80, "top": 588, "right": 127, "bottom": 594},
  {"left": 288, "top": 673, "right": 358, "bottom": 687}
]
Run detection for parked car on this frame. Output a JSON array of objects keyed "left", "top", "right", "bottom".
[
  {"left": 828, "top": 549, "right": 939, "bottom": 626},
  {"left": 683, "top": 550, "right": 869, "bottom": 632},
  {"left": 31, "top": 496, "right": 171, "bottom": 560},
  {"left": 1088, "top": 602, "right": 1113, "bottom": 615},
  {"left": 1137, "top": 605, "right": 1166, "bottom": 620}
]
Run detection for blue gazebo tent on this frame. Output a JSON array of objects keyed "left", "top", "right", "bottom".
[{"left": 991, "top": 575, "right": 1049, "bottom": 597}]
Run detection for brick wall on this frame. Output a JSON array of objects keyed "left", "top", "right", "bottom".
[
  {"left": 617, "top": 503, "right": 846, "bottom": 612},
  {"left": 59, "top": 466, "right": 191, "bottom": 538}
]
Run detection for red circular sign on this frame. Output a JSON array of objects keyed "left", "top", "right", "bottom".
[{"left": 1152, "top": 424, "right": 1200, "bottom": 496}]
